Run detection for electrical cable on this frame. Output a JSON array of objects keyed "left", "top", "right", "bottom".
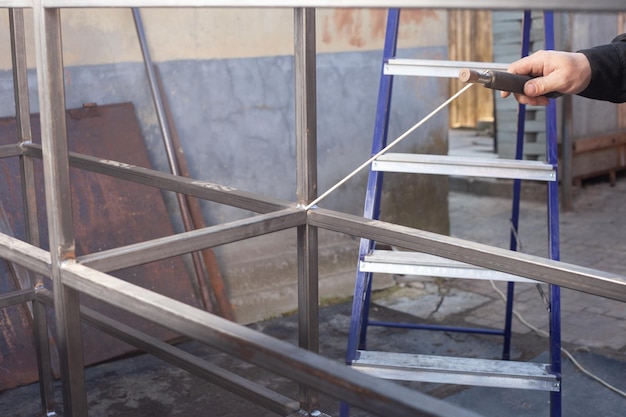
[
  {"left": 503, "top": 219, "right": 626, "bottom": 398},
  {"left": 304, "top": 83, "right": 474, "bottom": 210},
  {"left": 489, "top": 278, "right": 626, "bottom": 399}
]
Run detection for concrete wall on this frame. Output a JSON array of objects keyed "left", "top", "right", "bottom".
[{"left": 0, "top": 8, "right": 450, "bottom": 323}]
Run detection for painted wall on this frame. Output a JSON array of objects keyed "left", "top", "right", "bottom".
[{"left": 0, "top": 8, "right": 449, "bottom": 323}]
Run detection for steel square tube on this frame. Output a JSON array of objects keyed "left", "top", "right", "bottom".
[
  {"left": 35, "top": 0, "right": 626, "bottom": 12},
  {"left": 0, "top": 288, "right": 36, "bottom": 308},
  {"left": 23, "top": 144, "right": 292, "bottom": 214},
  {"left": 33, "top": 4, "right": 88, "bottom": 414},
  {"left": 77, "top": 207, "right": 306, "bottom": 272},
  {"left": 13, "top": 2, "right": 624, "bottom": 416},
  {"left": 0, "top": 232, "right": 51, "bottom": 276},
  {"left": 294, "top": 7, "right": 319, "bottom": 411},
  {"left": 10, "top": 7, "right": 56, "bottom": 414},
  {"left": 35, "top": 289, "right": 301, "bottom": 416},
  {"left": 307, "top": 208, "right": 626, "bottom": 303},
  {"left": 60, "top": 261, "right": 484, "bottom": 417},
  {"left": 0, "top": 143, "right": 22, "bottom": 159},
  {"left": 0, "top": 1, "right": 32, "bottom": 6}
]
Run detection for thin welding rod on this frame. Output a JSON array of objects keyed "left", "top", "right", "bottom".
[
  {"left": 305, "top": 83, "right": 474, "bottom": 210},
  {"left": 132, "top": 8, "right": 221, "bottom": 315}
]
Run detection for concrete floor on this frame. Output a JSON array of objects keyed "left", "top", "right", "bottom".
[{"left": 1, "top": 294, "right": 623, "bottom": 417}]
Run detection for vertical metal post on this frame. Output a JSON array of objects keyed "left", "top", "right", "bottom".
[
  {"left": 356, "top": 8, "right": 400, "bottom": 352},
  {"left": 10, "top": 7, "right": 57, "bottom": 414},
  {"left": 32, "top": 2, "right": 88, "bottom": 415},
  {"left": 294, "top": 7, "right": 319, "bottom": 413},
  {"left": 560, "top": 12, "right": 573, "bottom": 211},
  {"left": 543, "top": 10, "right": 562, "bottom": 417},
  {"left": 504, "top": 10, "right": 532, "bottom": 361}
]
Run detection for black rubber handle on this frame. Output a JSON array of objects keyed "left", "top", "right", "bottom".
[
  {"left": 486, "top": 70, "right": 530, "bottom": 94},
  {"left": 487, "top": 70, "right": 562, "bottom": 99}
]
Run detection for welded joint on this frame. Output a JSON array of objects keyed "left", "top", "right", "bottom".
[
  {"left": 287, "top": 410, "right": 331, "bottom": 417},
  {"left": 17, "top": 140, "right": 33, "bottom": 150},
  {"left": 297, "top": 203, "right": 318, "bottom": 210}
]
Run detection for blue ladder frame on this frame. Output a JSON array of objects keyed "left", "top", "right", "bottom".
[{"left": 342, "top": 9, "right": 561, "bottom": 417}]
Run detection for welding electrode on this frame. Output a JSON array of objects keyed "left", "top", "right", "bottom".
[{"left": 459, "top": 68, "right": 562, "bottom": 98}]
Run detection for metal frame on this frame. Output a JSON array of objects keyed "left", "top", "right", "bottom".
[{"left": 1, "top": 1, "right": 625, "bottom": 417}]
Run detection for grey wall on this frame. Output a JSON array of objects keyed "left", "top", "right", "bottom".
[{"left": 569, "top": 13, "right": 620, "bottom": 137}]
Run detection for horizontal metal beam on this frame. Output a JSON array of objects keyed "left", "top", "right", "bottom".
[
  {"left": 78, "top": 208, "right": 306, "bottom": 272},
  {"left": 352, "top": 350, "right": 560, "bottom": 392},
  {"left": 308, "top": 208, "right": 626, "bottom": 303},
  {"left": 32, "top": 0, "right": 626, "bottom": 11},
  {"left": 361, "top": 250, "right": 538, "bottom": 283},
  {"left": 0, "top": 1, "right": 32, "bottom": 6},
  {"left": 0, "top": 288, "right": 36, "bottom": 308},
  {"left": 0, "top": 143, "right": 23, "bottom": 159},
  {"left": 60, "top": 262, "right": 485, "bottom": 417},
  {"left": 0, "top": 232, "right": 51, "bottom": 277},
  {"left": 36, "top": 289, "right": 301, "bottom": 416},
  {"left": 373, "top": 153, "right": 556, "bottom": 181},
  {"left": 24, "top": 144, "right": 292, "bottom": 214},
  {"left": 3, "top": 0, "right": 625, "bottom": 10},
  {"left": 385, "top": 59, "right": 509, "bottom": 78}
]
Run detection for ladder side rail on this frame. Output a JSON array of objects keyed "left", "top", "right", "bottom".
[
  {"left": 357, "top": 8, "right": 401, "bottom": 351},
  {"left": 543, "top": 10, "right": 562, "bottom": 417},
  {"left": 346, "top": 7, "right": 400, "bottom": 363},
  {"left": 341, "top": 9, "right": 400, "bottom": 417},
  {"left": 358, "top": 7, "right": 401, "bottom": 352},
  {"left": 503, "top": 9, "right": 534, "bottom": 361}
]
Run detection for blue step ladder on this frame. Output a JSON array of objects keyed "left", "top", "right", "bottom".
[{"left": 342, "top": 9, "right": 562, "bottom": 417}]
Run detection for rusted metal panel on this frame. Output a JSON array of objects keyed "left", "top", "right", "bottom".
[{"left": 0, "top": 102, "right": 202, "bottom": 390}]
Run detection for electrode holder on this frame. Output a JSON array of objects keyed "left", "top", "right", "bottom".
[{"left": 459, "top": 68, "right": 562, "bottom": 99}]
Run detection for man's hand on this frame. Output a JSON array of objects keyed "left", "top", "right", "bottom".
[{"left": 501, "top": 50, "right": 592, "bottom": 106}]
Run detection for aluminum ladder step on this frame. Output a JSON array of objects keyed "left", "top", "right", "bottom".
[
  {"left": 384, "top": 58, "right": 509, "bottom": 78},
  {"left": 372, "top": 153, "right": 556, "bottom": 181},
  {"left": 352, "top": 351, "right": 560, "bottom": 392},
  {"left": 360, "top": 250, "right": 537, "bottom": 283}
]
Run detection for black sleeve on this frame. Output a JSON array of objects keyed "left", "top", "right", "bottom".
[{"left": 577, "top": 34, "right": 626, "bottom": 103}]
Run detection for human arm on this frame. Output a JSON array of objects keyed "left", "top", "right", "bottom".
[{"left": 577, "top": 33, "right": 626, "bottom": 103}]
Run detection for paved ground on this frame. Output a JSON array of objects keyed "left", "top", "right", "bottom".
[
  {"left": 445, "top": 131, "right": 626, "bottom": 350},
  {"left": 1, "top": 132, "right": 625, "bottom": 416}
]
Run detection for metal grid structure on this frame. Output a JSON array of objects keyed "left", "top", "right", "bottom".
[{"left": 0, "top": 1, "right": 625, "bottom": 417}]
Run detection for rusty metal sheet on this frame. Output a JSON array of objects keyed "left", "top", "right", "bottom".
[{"left": 0, "top": 102, "right": 202, "bottom": 390}]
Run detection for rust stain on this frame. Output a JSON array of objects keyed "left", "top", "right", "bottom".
[
  {"left": 399, "top": 9, "right": 440, "bottom": 26},
  {"left": 371, "top": 9, "right": 442, "bottom": 42},
  {"left": 324, "top": 9, "right": 440, "bottom": 47},
  {"left": 368, "top": 9, "right": 387, "bottom": 41},
  {"left": 321, "top": 15, "right": 332, "bottom": 44},
  {"left": 332, "top": 9, "right": 365, "bottom": 48}
]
